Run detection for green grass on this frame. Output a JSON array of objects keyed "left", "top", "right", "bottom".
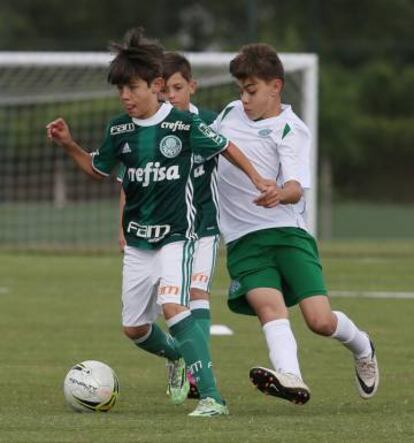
[
  {"left": 332, "top": 202, "right": 414, "bottom": 239},
  {"left": 0, "top": 243, "right": 413, "bottom": 442}
]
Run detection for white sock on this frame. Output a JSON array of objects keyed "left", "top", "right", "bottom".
[
  {"left": 263, "top": 319, "right": 302, "bottom": 379},
  {"left": 331, "top": 311, "right": 371, "bottom": 358},
  {"left": 189, "top": 299, "right": 210, "bottom": 311},
  {"left": 133, "top": 324, "right": 153, "bottom": 344},
  {"left": 166, "top": 310, "right": 191, "bottom": 329}
]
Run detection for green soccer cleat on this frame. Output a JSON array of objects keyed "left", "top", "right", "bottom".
[
  {"left": 166, "top": 358, "right": 190, "bottom": 405},
  {"left": 188, "top": 397, "right": 229, "bottom": 417}
]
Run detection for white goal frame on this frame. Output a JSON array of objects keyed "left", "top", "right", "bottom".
[{"left": 0, "top": 51, "right": 318, "bottom": 236}]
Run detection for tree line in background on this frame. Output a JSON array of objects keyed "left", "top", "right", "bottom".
[{"left": 1, "top": 0, "right": 413, "bottom": 205}]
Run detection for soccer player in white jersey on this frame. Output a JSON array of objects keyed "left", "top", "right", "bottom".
[
  {"left": 46, "top": 28, "right": 277, "bottom": 417},
  {"left": 212, "top": 43, "right": 379, "bottom": 405},
  {"left": 118, "top": 51, "right": 221, "bottom": 399}
]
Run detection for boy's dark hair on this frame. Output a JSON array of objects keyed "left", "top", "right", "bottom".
[
  {"left": 107, "top": 27, "right": 163, "bottom": 86},
  {"left": 230, "top": 43, "right": 284, "bottom": 83},
  {"left": 163, "top": 52, "right": 192, "bottom": 82}
]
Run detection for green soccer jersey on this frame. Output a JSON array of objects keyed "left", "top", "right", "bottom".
[
  {"left": 191, "top": 106, "right": 219, "bottom": 237},
  {"left": 117, "top": 105, "right": 220, "bottom": 238},
  {"left": 92, "top": 103, "right": 228, "bottom": 249}
]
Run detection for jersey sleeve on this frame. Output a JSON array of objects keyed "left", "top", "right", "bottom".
[
  {"left": 91, "top": 123, "right": 118, "bottom": 176},
  {"left": 116, "top": 164, "right": 126, "bottom": 183},
  {"left": 277, "top": 123, "right": 311, "bottom": 189},
  {"left": 189, "top": 114, "right": 229, "bottom": 161}
]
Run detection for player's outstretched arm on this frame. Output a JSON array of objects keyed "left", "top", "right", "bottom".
[
  {"left": 221, "top": 141, "right": 279, "bottom": 207},
  {"left": 46, "top": 118, "right": 104, "bottom": 180}
]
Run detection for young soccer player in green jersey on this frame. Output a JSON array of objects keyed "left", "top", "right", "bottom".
[
  {"left": 46, "top": 28, "right": 276, "bottom": 417},
  {"left": 118, "top": 51, "right": 220, "bottom": 399},
  {"left": 213, "top": 43, "right": 379, "bottom": 405}
]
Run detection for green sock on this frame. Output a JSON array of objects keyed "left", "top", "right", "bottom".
[
  {"left": 134, "top": 323, "right": 181, "bottom": 361},
  {"left": 191, "top": 308, "right": 211, "bottom": 343},
  {"left": 170, "top": 314, "right": 223, "bottom": 404}
]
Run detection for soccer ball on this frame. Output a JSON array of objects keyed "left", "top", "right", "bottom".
[{"left": 63, "top": 360, "right": 120, "bottom": 412}]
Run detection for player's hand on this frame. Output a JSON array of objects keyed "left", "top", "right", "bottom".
[
  {"left": 46, "top": 118, "right": 73, "bottom": 146},
  {"left": 254, "top": 182, "right": 282, "bottom": 208},
  {"left": 118, "top": 230, "right": 126, "bottom": 253}
]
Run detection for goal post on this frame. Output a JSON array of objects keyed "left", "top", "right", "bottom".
[{"left": 0, "top": 51, "right": 318, "bottom": 252}]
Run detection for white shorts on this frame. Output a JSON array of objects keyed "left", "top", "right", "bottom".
[
  {"left": 122, "top": 241, "right": 195, "bottom": 327},
  {"left": 191, "top": 235, "right": 219, "bottom": 292}
]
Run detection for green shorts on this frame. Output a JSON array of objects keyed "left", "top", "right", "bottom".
[{"left": 226, "top": 227, "right": 328, "bottom": 316}]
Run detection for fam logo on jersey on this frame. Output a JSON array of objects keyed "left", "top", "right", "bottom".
[
  {"left": 127, "top": 221, "right": 171, "bottom": 242},
  {"left": 197, "top": 122, "right": 225, "bottom": 145},
  {"left": 159, "top": 135, "right": 182, "bottom": 158},
  {"left": 110, "top": 122, "right": 135, "bottom": 135},
  {"left": 258, "top": 128, "right": 273, "bottom": 137}
]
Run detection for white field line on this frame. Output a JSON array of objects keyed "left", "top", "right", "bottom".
[
  {"left": 214, "top": 289, "right": 414, "bottom": 299},
  {"left": 0, "top": 287, "right": 9, "bottom": 294}
]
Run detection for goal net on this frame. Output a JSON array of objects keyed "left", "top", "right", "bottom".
[{"left": 0, "top": 51, "right": 318, "bottom": 252}]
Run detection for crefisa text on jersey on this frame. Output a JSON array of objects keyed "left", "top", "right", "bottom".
[{"left": 161, "top": 120, "right": 190, "bottom": 132}]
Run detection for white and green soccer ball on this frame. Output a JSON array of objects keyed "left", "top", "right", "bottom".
[{"left": 63, "top": 360, "right": 120, "bottom": 412}]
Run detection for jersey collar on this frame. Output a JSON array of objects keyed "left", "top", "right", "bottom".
[
  {"left": 189, "top": 103, "right": 199, "bottom": 115},
  {"left": 239, "top": 101, "right": 292, "bottom": 125},
  {"left": 132, "top": 103, "right": 173, "bottom": 127}
]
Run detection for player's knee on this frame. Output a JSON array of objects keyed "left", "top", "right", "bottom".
[
  {"left": 305, "top": 314, "right": 336, "bottom": 336},
  {"left": 255, "top": 303, "right": 288, "bottom": 324},
  {"left": 123, "top": 324, "right": 151, "bottom": 340},
  {"left": 162, "top": 302, "right": 189, "bottom": 320},
  {"left": 190, "top": 287, "right": 209, "bottom": 301}
]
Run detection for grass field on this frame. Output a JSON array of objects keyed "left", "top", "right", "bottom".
[{"left": 0, "top": 242, "right": 414, "bottom": 442}]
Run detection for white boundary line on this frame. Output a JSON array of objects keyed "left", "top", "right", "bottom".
[
  {"left": 331, "top": 290, "right": 414, "bottom": 299},
  {"left": 214, "top": 289, "right": 414, "bottom": 300}
]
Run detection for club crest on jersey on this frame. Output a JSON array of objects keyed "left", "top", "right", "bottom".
[
  {"left": 258, "top": 128, "right": 273, "bottom": 137},
  {"left": 229, "top": 280, "right": 242, "bottom": 295},
  {"left": 110, "top": 122, "right": 135, "bottom": 135},
  {"left": 159, "top": 135, "right": 182, "bottom": 158}
]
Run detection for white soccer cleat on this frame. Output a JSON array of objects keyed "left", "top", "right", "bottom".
[
  {"left": 250, "top": 367, "right": 311, "bottom": 405},
  {"left": 188, "top": 397, "right": 229, "bottom": 417},
  {"left": 354, "top": 340, "right": 379, "bottom": 399}
]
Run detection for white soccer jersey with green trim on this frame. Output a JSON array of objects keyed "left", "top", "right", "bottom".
[{"left": 213, "top": 100, "right": 311, "bottom": 244}]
